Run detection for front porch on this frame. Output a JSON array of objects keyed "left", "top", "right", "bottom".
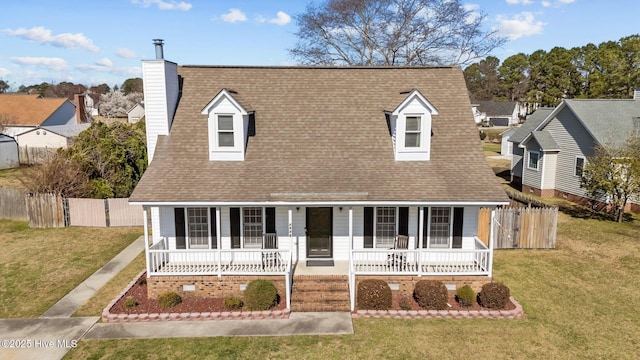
[{"left": 146, "top": 237, "right": 492, "bottom": 311}]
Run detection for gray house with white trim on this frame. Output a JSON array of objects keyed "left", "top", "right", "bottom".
[{"left": 510, "top": 98, "right": 640, "bottom": 210}]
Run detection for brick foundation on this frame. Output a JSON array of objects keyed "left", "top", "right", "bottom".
[
  {"left": 521, "top": 185, "right": 554, "bottom": 198},
  {"left": 355, "top": 275, "right": 491, "bottom": 297},
  {"left": 147, "top": 275, "right": 286, "bottom": 300}
]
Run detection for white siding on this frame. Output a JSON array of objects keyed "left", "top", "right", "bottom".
[
  {"left": 15, "top": 130, "right": 67, "bottom": 148},
  {"left": 461, "top": 205, "right": 480, "bottom": 248},
  {"left": 156, "top": 206, "right": 169, "bottom": 244},
  {"left": 142, "top": 60, "right": 179, "bottom": 162}
]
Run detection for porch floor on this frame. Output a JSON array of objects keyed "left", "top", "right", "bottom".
[{"left": 293, "top": 261, "right": 349, "bottom": 276}]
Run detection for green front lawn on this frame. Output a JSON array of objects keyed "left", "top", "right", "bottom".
[
  {"left": 65, "top": 212, "right": 640, "bottom": 359},
  {"left": 0, "top": 220, "right": 142, "bottom": 317}
]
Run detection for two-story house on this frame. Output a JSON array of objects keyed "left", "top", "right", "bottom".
[{"left": 129, "top": 41, "right": 509, "bottom": 312}]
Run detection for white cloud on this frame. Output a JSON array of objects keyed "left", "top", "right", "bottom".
[
  {"left": 542, "top": 1, "right": 551, "bottom": 6},
  {"left": 496, "top": 12, "right": 544, "bottom": 40},
  {"left": 4, "top": 27, "right": 100, "bottom": 52},
  {"left": 10, "top": 57, "right": 68, "bottom": 71},
  {"left": 506, "top": 0, "right": 533, "bottom": 4},
  {"left": 268, "top": 11, "right": 291, "bottom": 26},
  {"left": 221, "top": 8, "right": 247, "bottom": 23},
  {"left": 542, "top": 0, "right": 574, "bottom": 6},
  {"left": 96, "top": 58, "right": 113, "bottom": 67},
  {"left": 131, "top": 0, "right": 191, "bottom": 11},
  {"left": 0, "top": 68, "right": 10, "bottom": 78},
  {"left": 115, "top": 48, "right": 138, "bottom": 58}
]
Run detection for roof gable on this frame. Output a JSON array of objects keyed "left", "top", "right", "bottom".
[{"left": 0, "top": 94, "right": 70, "bottom": 126}]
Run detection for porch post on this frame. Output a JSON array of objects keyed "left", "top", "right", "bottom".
[
  {"left": 488, "top": 208, "right": 495, "bottom": 278},
  {"left": 143, "top": 206, "right": 150, "bottom": 277},
  {"left": 287, "top": 207, "right": 293, "bottom": 310},
  {"left": 348, "top": 207, "right": 353, "bottom": 254},
  {"left": 349, "top": 206, "right": 355, "bottom": 311},
  {"left": 418, "top": 206, "right": 424, "bottom": 277},
  {"left": 217, "top": 206, "right": 222, "bottom": 279}
]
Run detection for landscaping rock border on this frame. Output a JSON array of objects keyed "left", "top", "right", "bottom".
[
  {"left": 351, "top": 296, "right": 523, "bottom": 319},
  {"left": 102, "top": 270, "right": 290, "bottom": 323}
]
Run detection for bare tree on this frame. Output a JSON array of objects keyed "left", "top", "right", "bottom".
[
  {"left": 290, "top": 0, "right": 504, "bottom": 66},
  {"left": 581, "top": 133, "right": 640, "bottom": 222},
  {"left": 20, "top": 154, "right": 89, "bottom": 197}
]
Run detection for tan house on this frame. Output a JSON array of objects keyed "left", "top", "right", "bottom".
[{"left": 130, "top": 41, "right": 509, "bottom": 312}]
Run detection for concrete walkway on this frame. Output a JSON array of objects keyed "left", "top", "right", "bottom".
[{"left": 0, "top": 235, "right": 354, "bottom": 360}]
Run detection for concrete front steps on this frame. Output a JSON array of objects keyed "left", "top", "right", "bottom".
[{"left": 291, "top": 275, "right": 351, "bottom": 312}]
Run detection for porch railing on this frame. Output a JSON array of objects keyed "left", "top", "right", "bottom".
[
  {"left": 148, "top": 237, "right": 292, "bottom": 276},
  {"left": 349, "top": 237, "right": 491, "bottom": 276}
]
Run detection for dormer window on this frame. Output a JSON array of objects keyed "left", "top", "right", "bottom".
[
  {"left": 201, "top": 89, "right": 250, "bottom": 161},
  {"left": 217, "top": 115, "right": 235, "bottom": 147},
  {"left": 404, "top": 116, "right": 421, "bottom": 147},
  {"left": 389, "top": 89, "right": 438, "bottom": 161}
]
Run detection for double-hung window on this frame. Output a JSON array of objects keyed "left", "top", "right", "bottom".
[
  {"left": 217, "top": 115, "right": 234, "bottom": 147},
  {"left": 243, "top": 207, "right": 263, "bottom": 248},
  {"left": 376, "top": 207, "right": 396, "bottom": 248},
  {"left": 429, "top": 207, "right": 451, "bottom": 248},
  {"left": 527, "top": 150, "right": 540, "bottom": 170},
  {"left": 187, "top": 207, "right": 209, "bottom": 249},
  {"left": 404, "top": 116, "right": 421, "bottom": 148},
  {"left": 575, "top": 157, "right": 585, "bottom": 177}
]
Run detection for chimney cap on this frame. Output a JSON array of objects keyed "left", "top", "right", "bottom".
[{"left": 153, "top": 39, "right": 165, "bottom": 60}]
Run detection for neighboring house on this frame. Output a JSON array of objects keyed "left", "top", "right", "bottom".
[
  {"left": 473, "top": 101, "right": 524, "bottom": 127},
  {"left": 0, "top": 134, "right": 19, "bottom": 169},
  {"left": 0, "top": 93, "right": 90, "bottom": 164},
  {"left": 509, "top": 98, "right": 640, "bottom": 211},
  {"left": 129, "top": 42, "right": 509, "bottom": 312},
  {"left": 127, "top": 103, "right": 145, "bottom": 123},
  {"left": 500, "top": 127, "right": 517, "bottom": 156}
]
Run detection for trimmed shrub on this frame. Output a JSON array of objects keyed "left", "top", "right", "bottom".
[
  {"left": 414, "top": 280, "right": 448, "bottom": 310},
  {"left": 399, "top": 296, "right": 413, "bottom": 311},
  {"left": 479, "top": 130, "right": 487, "bottom": 140},
  {"left": 158, "top": 292, "right": 182, "bottom": 309},
  {"left": 244, "top": 279, "right": 278, "bottom": 311},
  {"left": 357, "top": 279, "right": 392, "bottom": 310},
  {"left": 456, "top": 285, "right": 475, "bottom": 307},
  {"left": 224, "top": 296, "right": 244, "bottom": 310},
  {"left": 478, "top": 282, "right": 510, "bottom": 309},
  {"left": 124, "top": 297, "right": 138, "bottom": 308}
]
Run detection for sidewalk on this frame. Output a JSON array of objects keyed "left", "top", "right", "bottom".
[{"left": 0, "top": 235, "right": 354, "bottom": 360}]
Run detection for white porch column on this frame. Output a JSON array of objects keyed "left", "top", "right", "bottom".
[
  {"left": 287, "top": 207, "right": 293, "bottom": 310},
  {"left": 488, "top": 208, "right": 495, "bottom": 278},
  {"left": 143, "top": 206, "right": 150, "bottom": 277},
  {"left": 349, "top": 206, "right": 355, "bottom": 311},
  {"left": 418, "top": 206, "right": 424, "bottom": 277},
  {"left": 217, "top": 206, "right": 222, "bottom": 279}
]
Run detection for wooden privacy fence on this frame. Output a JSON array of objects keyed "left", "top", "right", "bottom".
[
  {"left": 66, "top": 198, "right": 143, "bottom": 227},
  {"left": 18, "top": 146, "right": 56, "bottom": 165},
  {"left": 0, "top": 187, "right": 28, "bottom": 221},
  {"left": 478, "top": 206, "right": 558, "bottom": 249},
  {"left": 0, "top": 187, "right": 142, "bottom": 228},
  {"left": 26, "top": 193, "right": 65, "bottom": 228}
]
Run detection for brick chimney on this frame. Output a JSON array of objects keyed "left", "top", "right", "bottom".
[{"left": 74, "top": 94, "right": 87, "bottom": 123}]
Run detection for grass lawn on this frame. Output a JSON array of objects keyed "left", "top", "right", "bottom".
[
  {"left": 0, "top": 220, "right": 142, "bottom": 318},
  {"left": 0, "top": 167, "right": 27, "bottom": 190},
  {"left": 482, "top": 142, "right": 502, "bottom": 155},
  {"left": 64, "top": 212, "right": 640, "bottom": 359}
]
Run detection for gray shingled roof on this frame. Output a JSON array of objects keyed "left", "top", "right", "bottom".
[
  {"left": 563, "top": 99, "right": 640, "bottom": 147},
  {"left": 130, "top": 66, "right": 508, "bottom": 204},
  {"left": 531, "top": 131, "right": 560, "bottom": 151},
  {"left": 476, "top": 101, "right": 517, "bottom": 116},
  {"left": 510, "top": 107, "right": 554, "bottom": 144}
]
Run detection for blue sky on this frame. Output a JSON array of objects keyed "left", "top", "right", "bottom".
[{"left": 1, "top": 0, "right": 639, "bottom": 88}]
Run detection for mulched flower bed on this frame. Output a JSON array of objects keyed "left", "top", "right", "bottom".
[
  {"left": 386, "top": 294, "right": 516, "bottom": 312},
  {"left": 107, "top": 271, "right": 285, "bottom": 317}
]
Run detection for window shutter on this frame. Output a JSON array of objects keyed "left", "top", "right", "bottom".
[
  {"left": 210, "top": 207, "right": 217, "bottom": 249},
  {"left": 174, "top": 207, "right": 186, "bottom": 249},
  {"left": 398, "top": 207, "right": 409, "bottom": 236},
  {"left": 453, "top": 207, "right": 464, "bottom": 249},
  {"left": 265, "top": 207, "right": 276, "bottom": 234},
  {"left": 364, "top": 207, "right": 374, "bottom": 248},
  {"left": 230, "top": 208, "right": 241, "bottom": 249}
]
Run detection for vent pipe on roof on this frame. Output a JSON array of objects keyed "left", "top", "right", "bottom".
[{"left": 153, "top": 39, "right": 164, "bottom": 60}]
